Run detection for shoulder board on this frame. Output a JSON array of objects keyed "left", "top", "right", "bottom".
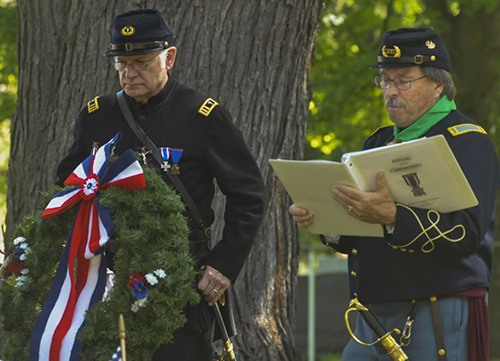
[
  {"left": 369, "top": 125, "right": 392, "bottom": 137},
  {"left": 87, "top": 96, "right": 100, "bottom": 113},
  {"left": 447, "top": 123, "right": 487, "bottom": 137},
  {"left": 198, "top": 98, "right": 219, "bottom": 117}
]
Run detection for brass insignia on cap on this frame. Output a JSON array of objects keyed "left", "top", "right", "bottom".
[
  {"left": 121, "top": 26, "right": 136, "bottom": 37},
  {"left": 426, "top": 40, "right": 436, "bottom": 49},
  {"left": 448, "top": 123, "right": 487, "bottom": 136},
  {"left": 382, "top": 45, "right": 401, "bottom": 58},
  {"left": 87, "top": 96, "right": 100, "bottom": 113},
  {"left": 198, "top": 98, "right": 219, "bottom": 117}
]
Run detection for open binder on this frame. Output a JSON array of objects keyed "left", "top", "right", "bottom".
[{"left": 270, "top": 135, "right": 478, "bottom": 237}]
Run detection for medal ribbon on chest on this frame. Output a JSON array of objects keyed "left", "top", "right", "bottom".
[{"left": 159, "top": 147, "right": 183, "bottom": 175}]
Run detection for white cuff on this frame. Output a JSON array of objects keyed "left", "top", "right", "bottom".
[
  {"left": 385, "top": 224, "right": 395, "bottom": 234},
  {"left": 323, "top": 234, "right": 341, "bottom": 243}
]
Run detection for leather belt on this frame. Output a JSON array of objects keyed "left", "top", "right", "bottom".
[{"left": 429, "top": 296, "right": 448, "bottom": 361}]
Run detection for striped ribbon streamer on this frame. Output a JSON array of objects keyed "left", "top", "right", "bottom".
[{"left": 30, "top": 133, "right": 145, "bottom": 361}]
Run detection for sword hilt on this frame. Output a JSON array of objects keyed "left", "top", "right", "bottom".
[
  {"left": 358, "top": 308, "right": 386, "bottom": 338},
  {"left": 345, "top": 298, "right": 408, "bottom": 361}
]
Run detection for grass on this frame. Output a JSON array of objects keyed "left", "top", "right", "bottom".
[
  {"left": 319, "top": 354, "right": 342, "bottom": 361},
  {"left": 302, "top": 353, "right": 342, "bottom": 361}
]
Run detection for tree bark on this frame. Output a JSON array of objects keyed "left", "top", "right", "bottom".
[{"left": 7, "top": 1, "right": 322, "bottom": 360}]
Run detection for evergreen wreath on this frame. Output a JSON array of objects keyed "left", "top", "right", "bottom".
[{"left": 0, "top": 167, "right": 199, "bottom": 360}]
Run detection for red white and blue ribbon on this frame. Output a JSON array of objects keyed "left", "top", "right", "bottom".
[
  {"left": 30, "top": 133, "right": 145, "bottom": 361},
  {"left": 159, "top": 147, "right": 170, "bottom": 161},
  {"left": 159, "top": 147, "right": 183, "bottom": 175}
]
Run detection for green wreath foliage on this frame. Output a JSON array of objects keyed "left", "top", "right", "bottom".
[{"left": 0, "top": 167, "right": 199, "bottom": 360}]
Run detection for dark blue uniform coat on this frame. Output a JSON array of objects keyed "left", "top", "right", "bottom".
[
  {"left": 56, "top": 77, "right": 266, "bottom": 360},
  {"left": 57, "top": 77, "right": 266, "bottom": 283},
  {"left": 332, "top": 110, "right": 499, "bottom": 304}
]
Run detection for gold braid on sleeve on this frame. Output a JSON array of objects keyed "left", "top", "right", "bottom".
[{"left": 388, "top": 204, "right": 465, "bottom": 253}]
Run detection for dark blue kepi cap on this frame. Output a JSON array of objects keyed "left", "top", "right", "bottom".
[
  {"left": 104, "top": 9, "right": 174, "bottom": 57},
  {"left": 371, "top": 28, "right": 451, "bottom": 71}
]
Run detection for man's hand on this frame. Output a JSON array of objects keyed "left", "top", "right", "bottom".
[
  {"left": 289, "top": 204, "right": 315, "bottom": 228},
  {"left": 332, "top": 172, "right": 396, "bottom": 226},
  {"left": 197, "top": 265, "right": 231, "bottom": 306}
]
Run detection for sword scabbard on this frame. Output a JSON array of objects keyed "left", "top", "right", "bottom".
[
  {"left": 213, "top": 301, "right": 237, "bottom": 361},
  {"left": 199, "top": 266, "right": 237, "bottom": 361},
  {"left": 379, "top": 333, "right": 409, "bottom": 361}
]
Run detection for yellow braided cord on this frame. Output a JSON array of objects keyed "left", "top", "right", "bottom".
[{"left": 391, "top": 204, "right": 465, "bottom": 253}]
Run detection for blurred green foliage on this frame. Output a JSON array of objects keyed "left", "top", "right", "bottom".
[
  {"left": 0, "top": 0, "right": 17, "bottom": 124},
  {"left": 0, "top": 120, "right": 8, "bottom": 208},
  {"left": 307, "top": 0, "right": 500, "bottom": 160},
  {"left": 0, "top": 0, "right": 17, "bottom": 249}
]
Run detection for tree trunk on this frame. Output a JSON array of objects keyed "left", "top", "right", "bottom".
[{"left": 7, "top": 1, "right": 322, "bottom": 359}]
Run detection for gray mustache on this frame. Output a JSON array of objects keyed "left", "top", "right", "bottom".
[{"left": 385, "top": 98, "right": 404, "bottom": 107}]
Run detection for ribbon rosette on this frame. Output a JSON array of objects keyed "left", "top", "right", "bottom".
[{"left": 30, "top": 133, "right": 145, "bottom": 361}]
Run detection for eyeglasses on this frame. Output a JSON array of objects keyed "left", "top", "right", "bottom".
[
  {"left": 113, "top": 50, "right": 164, "bottom": 71},
  {"left": 374, "top": 75, "right": 427, "bottom": 90}
]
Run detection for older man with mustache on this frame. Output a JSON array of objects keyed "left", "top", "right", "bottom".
[{"left": 290, "top": 28, "right": 499, "bottom": 361}]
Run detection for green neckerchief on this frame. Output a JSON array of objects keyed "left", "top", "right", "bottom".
[{"left": 393, "top": 96, "right": 456, "bottom": 142}]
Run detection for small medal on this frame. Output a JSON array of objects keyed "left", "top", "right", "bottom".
[
  {"left": 170, "top": 148, "right": 182, "bottom": 175},
  {"left": 169, "top": 148, "right": 183, "bottom": 175},
  {"left": 158, "top": 147, "right": 183, "bottom": 175},
  {"left": 161, "top": 162, "right": 171, "bottom": 172},
  {"left": 159, "top": 147, "right": 171, "bottom": 173},
  {"left": 170, "top": 164, "right": 180, "bottom": 175}
]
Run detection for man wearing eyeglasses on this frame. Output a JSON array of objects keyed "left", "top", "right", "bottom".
[
  {"left": 290, "top": 28, "right": 499, "bottom": 360},
  {"left": 56, "top": 9, "right": 266, "bottom": 361},
  {"left": 114, "top": 49, "right": 173, "bottom": 104}
]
